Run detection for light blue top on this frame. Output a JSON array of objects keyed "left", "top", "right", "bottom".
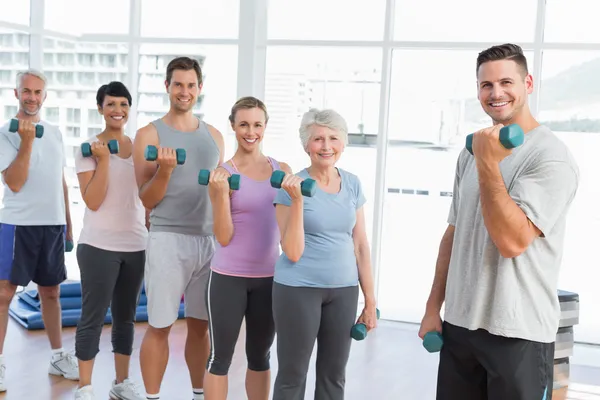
[
  {"left": 273, "top": 167, "right": 366, "bottom": 288},
  {"left": 0, "top": 119, "right": 66, "bottom": 226}
]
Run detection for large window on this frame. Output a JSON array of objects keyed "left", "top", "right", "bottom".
[
  {"left": 137, "top": 44, "right": 239, "bottom": 158},
  {"left": 378, "top": 49, "right": 535, "bottom": 323},
  {"left": 539, "top": 50, "right": 600, "bottom": 345},
  {"left": 140, "top": 0, "right": 239, "bottom": 39},
  {"left": 267, "top": 0, "right": 387, "bottom": 40},
  {"left": 0, "top": 2, "right": 30, "bottom": 26},
  {"left": 394, "top": 0, "right": 538, "bottom": 42},
  {"left": 544, "top": 0, "right": 600, "bottom": 43},
  {"left": 0, "top": 29, "right": 30, "bottom": 121},
  {"left": 45, "top": 0, "right": 130, "bottom": 35},
  {"left": 263, "top": 46, "right": 382, "bottom": 246}
]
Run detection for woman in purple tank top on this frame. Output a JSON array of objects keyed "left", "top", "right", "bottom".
[{"left": 203, "top": 97, "right": 292, "bottom": 400}]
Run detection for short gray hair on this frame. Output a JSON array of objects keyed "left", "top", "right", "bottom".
[
  {"left": 299, "top": 108, "right": 348, "bottom": 151},
  {"left": 16, "top": 69, "right": 47, "bottom": 91}
]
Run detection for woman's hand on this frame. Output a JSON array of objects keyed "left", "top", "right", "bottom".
[
  {"left": 357, "top": 303, "right": 378, "bottom": 331},
  {"left": 208, "top": 168, "right": 231, "bottom": 199},
  {"left": 281, "top": 173, "right": 304, "bottom": 202}
]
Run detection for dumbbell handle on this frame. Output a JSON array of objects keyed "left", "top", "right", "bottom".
[
  {"left": 81, "top": 140, "right": 119, "bottom": 157},
  {"left": 350, "top": 308, "right": 380, "bottom": 341},
  {"left": 9, "top": 118, "right": 44, "bottom": 138},
  {"left": 145, "top": 145, "right": 186, "bottom": 165},
  {"left": 197, "top": 169, "right": 240, "bottom": 190},
  {"left": 465, "top": 124, "right": 524, "bottom": 155},
  {"left": 270, "top": 170, "right": 317, "bottom": 197}
]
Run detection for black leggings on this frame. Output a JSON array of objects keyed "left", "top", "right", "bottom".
[
  {"left": 272, "top": 282, "right": 359, "bottom": 400},
  {"left": 75, "top": 243, "right": 145, "bottom": 361},
  {"left": 205, "top": 270, "right": 275, "bottom": 375}
]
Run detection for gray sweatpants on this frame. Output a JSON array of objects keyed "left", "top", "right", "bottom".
[
  {"left": 75, "top": 243, "right": 145, "bottom": 361},
  {"left": 272, "top": 282, "right": 359, "bottom": 400}
]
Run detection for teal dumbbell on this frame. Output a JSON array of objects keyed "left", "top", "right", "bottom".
[
  {"left": 422, "top": 331, "right": 444, "bottom": 353},
  {"left": 81, "top": 140, "right": 119, "bottom": 157},
  {"left": 9, "top": 118, "right": 44, "bottom": 138},
  {"left": 197, "top": 169, "right": 241, "bottom": 190},
  {"left": 144, "top": 145, "right": 186, "bottom": 165},
  {"left": 65, "top": 240, "right": 74, "bottom": 253},
  {"left": 351, "top": 308, "right": 380, "bottom": 341},
  {"left": 270, "top": 170, "right": 316, "bottom": 197},
  {"left": 465, "top": 124, "right": 524, "bottom": 155}
]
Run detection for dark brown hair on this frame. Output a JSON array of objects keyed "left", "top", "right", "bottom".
[
  {"left": 229, "top": 96, "right": 269, "bottom": 124},
  {"left": 476, "top": 43, "right": 528, "bottom": 78},
  {"left": 166, "top": 56, "right": 202, "bottom": 85}
]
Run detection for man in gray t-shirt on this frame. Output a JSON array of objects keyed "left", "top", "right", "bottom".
[{"left": 419, "top": 44, "right": 579, "bottom": 400}]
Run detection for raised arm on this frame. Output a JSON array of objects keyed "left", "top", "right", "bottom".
[
  {"left": 209, "top": 166, "right": 234, "bottom": 246},
  {"left": 132, "top": 124, "right": 176, "bottom": 210},
  {"left": 275, "top": 172, "right": 305, "bottom": 263},
  {"left": 76, "top": 142, "right": 111, "bottom": 211},
  {"left": 1, "top": 121, "right": 37, "bottom": 193}
]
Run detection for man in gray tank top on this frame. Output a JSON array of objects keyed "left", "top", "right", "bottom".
[
  {"left": 418, "top": 44, "right": 579, "bottom": 400},
  {"left": 133, "top": 57, "right": 224, "bottom": 400}
]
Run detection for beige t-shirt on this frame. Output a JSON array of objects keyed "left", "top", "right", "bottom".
[{"left": 74, "top": 135, "right": 147, "bottom": 252}]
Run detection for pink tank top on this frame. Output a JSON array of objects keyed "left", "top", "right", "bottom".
[{"left": 210, "top": 157, "right": 281, "bottom": 278}]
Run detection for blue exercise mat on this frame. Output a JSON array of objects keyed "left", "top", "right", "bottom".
[{"left": 9, "top": 281, "right": 180, "bottom": 330}]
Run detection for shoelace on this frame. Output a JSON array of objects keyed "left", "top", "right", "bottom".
[
  {"left": 59, "top": 351, "right": 79, "bottom": 370},
  {"left": 0, "top": 364, "right": 5, "bottom": 379}
]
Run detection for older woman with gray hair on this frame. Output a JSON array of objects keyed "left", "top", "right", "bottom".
[{"left": 271, "top": 108, "right": 377, "bottom": 400}]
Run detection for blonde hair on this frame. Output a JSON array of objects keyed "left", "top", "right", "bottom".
[{"left": 229, "top": 96, "right": 269, "bottom": 124}]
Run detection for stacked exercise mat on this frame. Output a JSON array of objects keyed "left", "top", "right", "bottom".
[{"left": 7, "top": 280, "right": 185, "bottom": 330}]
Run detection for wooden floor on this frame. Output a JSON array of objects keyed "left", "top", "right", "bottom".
[{"left": 0, "top": 318, "right": 598, "bottom": 399}]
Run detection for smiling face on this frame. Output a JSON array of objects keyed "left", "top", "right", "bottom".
[
  {"left": 165, "top": 69, "right": 201, "bottom": 113},
  {"left": 231, "top": 107, "right": 267, "bottom": 152},
  {"left": 14, "top": 73, "right": 46, "bottom": 116},
  {"left": 306, "top": 125, "right": 344, "bottom": 167},
  {"left": 99, "top": 94, "right": 129, "bottom": 130},
  {"left": 477, "top": 59, "right": 533, "bottom": 125}
]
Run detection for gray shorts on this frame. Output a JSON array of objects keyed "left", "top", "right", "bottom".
[{"left": 144, "top": 231, "right": 215, "bottom": 328}]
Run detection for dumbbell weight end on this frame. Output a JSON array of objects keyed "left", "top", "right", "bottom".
[
  {"left": 422, "top": 331, "right": 444, "bottom": 353},
  {"left": 351, "top": 308, "right": 381, "bottom": 341}
]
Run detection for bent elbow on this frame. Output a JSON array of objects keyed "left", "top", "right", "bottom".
[
  {"left": 216, "top": 233, "right": 233, "bottom": 247},
  {"left": 283, "top": 246, "right": 304, "bottom": 263},
  {"left": 498, "top": 241, "right": 527, "bottom": 259},
  {"left": 7, "top": 183, "right": 22, "bottom": 193}
]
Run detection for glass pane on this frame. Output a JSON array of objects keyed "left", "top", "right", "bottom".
[
  {"left": 0, "top": 28, "right": 29, "bottom": 119},
  {"left": 0, "top": 1, "right": 30, "bottom": 25},
  {"left": 544, "top": 0, "right": 600, "bottom": 43},
  {"left": 394, "top": 0, "right": 537, "bottom": 42},
  {"left": 137, "top": 44, "right": 238, "bottom": 158},
  {"left": 380, "top": 49, "right": 534, "bottom": 323},
  {"left": 45, "top": 0, "right": 130, "bottom": 35},
  {"left": 140, "top": 0, "right": 239, "bottom": 39},
  {"left": 264, "top": 46, "right": 381, "bottom": 261},
  {"left": 41, "top": 37, "right": 130, "bottom": 279},
  {"left": 268, "top": 0, "right": 386, "bottom": 40},
  {"left": 539, "top": 50, "right": 600, "bottom": 344}
]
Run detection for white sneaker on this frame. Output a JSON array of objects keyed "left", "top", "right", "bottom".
[
  {"left": 0, "top": 362, "right": 6, "bottom": 392},
  {"left": 109, "top": 378, "right": 145, "bottom": 400},
  {"left": 49, "top": 351, "right": 80, "bottom": 380},
  {"left": 74, "top": 385, "right": 95, "bottom": 400}
]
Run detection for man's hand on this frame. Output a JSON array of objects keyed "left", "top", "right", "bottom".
[
  {"left": 418, "top": 311, "right": 443, "bottom": 340},
  {"left": 472, "top": 124, "right": 512, "bottom": 164},
  {"left": 16, "top": 119, "right": 37, "bottom": 144}
]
